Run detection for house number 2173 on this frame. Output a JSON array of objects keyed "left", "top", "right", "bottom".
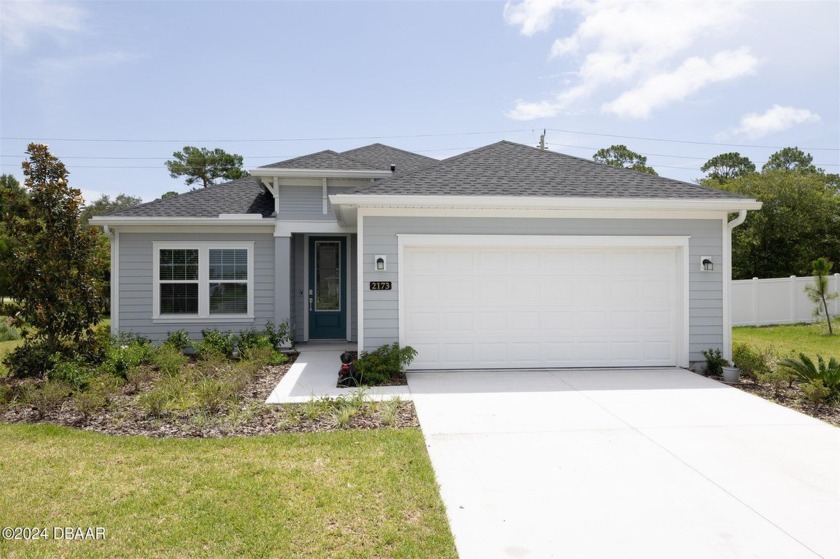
[{"left": 369, "top": 282, "right": 392, "bottom": 290}]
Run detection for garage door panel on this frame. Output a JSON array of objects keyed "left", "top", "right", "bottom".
[{"left": 403, "top": 244, "right": 679, "bottom": 369}]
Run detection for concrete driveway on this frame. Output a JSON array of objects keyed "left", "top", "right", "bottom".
[{"left": 407, "top": 368, "right": 840, "bottom": 559}]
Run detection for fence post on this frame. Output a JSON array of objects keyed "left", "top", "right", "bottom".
[
  {"left": 752, "top": 277, "right": 759, "bottom": 326},
  {"left": 834, "top": 274, "right": 840, "bottom": 316},
  {"left": 789, "top": 275, "right": 797, "bottom": 324}
]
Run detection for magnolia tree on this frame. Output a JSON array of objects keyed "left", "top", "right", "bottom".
[{"left": 3, "top": 144, "right": 106, "bottom": 377}]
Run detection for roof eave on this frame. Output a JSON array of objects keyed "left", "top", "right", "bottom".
[
  {"left": 251, "top": 168, "right": 392, "bottom": 179},
  {"left": 89, "top": 216, "right": 276, "bottom": 227},
  {"left": 329, "top": 194, "right": 762, "bottom": 212}
]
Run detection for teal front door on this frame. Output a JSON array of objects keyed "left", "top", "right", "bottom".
[{"left": 308, "top": 236, "right": 347, "bottom": 339}]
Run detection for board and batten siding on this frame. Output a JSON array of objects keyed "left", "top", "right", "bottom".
[
  {"left": 361, "top": 216, "right": 723, "bottom": 364},
  {"left": 118, "top": 232, "right": 275, "bottom": 342}
]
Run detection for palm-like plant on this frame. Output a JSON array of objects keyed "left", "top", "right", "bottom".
[
  {"left": 805, "top": 257, "right": 838, "bottom": 335},
  {"left": 780, "top": 353, "right": 840, "bottom": 401}
]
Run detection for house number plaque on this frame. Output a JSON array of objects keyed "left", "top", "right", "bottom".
[{"left": 369, "top": 282, "right": 392, "bottom": 291}]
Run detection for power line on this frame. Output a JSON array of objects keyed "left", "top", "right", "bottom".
[
  {"left": 3, "top": 127, "right": 837, "bottom": 151},
  {"left": 0, "top": 129, "right": 532, "bottom": 144},
  {"left": 545, "top": 128, "right": 840, "bottom": 151}
]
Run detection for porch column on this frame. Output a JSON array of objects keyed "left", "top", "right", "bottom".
[{"left": 274, "top": 235, "right": 291, "bottom": 325}]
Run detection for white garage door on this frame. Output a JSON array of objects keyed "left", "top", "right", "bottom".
[{"left": 401, "top": 239, "right": 682, "bottom": 369}]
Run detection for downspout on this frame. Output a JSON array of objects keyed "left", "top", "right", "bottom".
[{"left": 722, "top": 210, "right": 748, "bottom": 362}]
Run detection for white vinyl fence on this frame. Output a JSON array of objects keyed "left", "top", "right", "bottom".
[{"left": 732, "top": 274, "right": 840, "bottom": 326}]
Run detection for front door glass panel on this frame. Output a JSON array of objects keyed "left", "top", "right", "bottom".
[{"left": 315, "top": 241, "right": 340, "bottom": 311}]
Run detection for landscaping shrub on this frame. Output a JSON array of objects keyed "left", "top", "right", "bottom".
[
  {"left": 151, "top": 344, "right": 189, "bottom": 376},
  {"left": 164, "top": 329, "right": 192, "bottom": 351},
  {"left": 194, "top": 378, "right": 237, "bottom": 414},
  {"left": 73, "top": 376, "right": 121, "bottom": 417},
  {"left": 780, "top": 353, "right": 840, "bottom": 401},
  {"left": 138, "top": 379, "right": 183, "bottom": 418},
  {"left": 102, "top": 338, "right": 154, "bottom": 379},
  {"left": 48, "top": 358, "right": 97, "bottom": 390},
  {"left": 701, "top": 348, "right": 729, "bottom": 376},
  {"left": 264, "top": 319, "right": 292, "bottom": 348},
  {"left": 800, "top": 380, "right": 831, "bottom": 411},
  {"left": 242, "top": 346, "right": 288, "bottom": 366},
  {"left": 23, "top": 380, "right": 73, "bottom": 418},
  {"left": 354, "top": 343, "right": 417, "bottom": 385},
  {"left": 4, "top": 341, "right": 59, "bottom": 379},
  {"left": 755, "top": 368, "right": 793, "bottom": 399},
  {"left": 198, "top": 329, "right": 238, "bottom": 357},
  {"left": 731, "top": 343, "right": 777, "bottom": 382}
]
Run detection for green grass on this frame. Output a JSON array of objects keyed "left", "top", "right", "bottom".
[
  {"left": 733, "top": 322, "right": 840, "bottom": 361},
  {"left": 0, "top": 424, "right": 456, "bottom": 558}
]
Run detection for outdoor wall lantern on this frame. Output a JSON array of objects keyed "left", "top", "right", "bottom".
[
  {"left": 701, "top": 257, "right": 714, "bottom": 272},
  {"left": 375, "top": 255, "right": 386, "bottom": 272}
]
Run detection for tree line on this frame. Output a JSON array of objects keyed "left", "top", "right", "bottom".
[{"left": 592, "top": 144, "right": 839, "bottom": 280}]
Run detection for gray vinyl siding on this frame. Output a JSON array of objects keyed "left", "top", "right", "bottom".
[
  {"left": 277, "top": 185, "right": 355, "bottom": 221},
  {"left": 118, "top": 232, "right": 275, "bottom": 343},
  {"left": 290, "top": 233, "right": 358, "bottom": 343},
  {"left": 361, "top": 216, "right": 723, "bottom": 363}
]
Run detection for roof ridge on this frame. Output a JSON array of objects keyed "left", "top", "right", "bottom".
[
  {"left": 342, "top": 142, "right": 437, "bottom": 162},
  {"left": 260, "top": 149, "right": 376, "bottom": 169}
]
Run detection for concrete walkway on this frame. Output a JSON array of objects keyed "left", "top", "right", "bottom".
[
  {"left": 265, "top": 342, "right": 411, "bottom": 403},
  {"left": 408, "top": 368, "right": 840, "bottom": 559}
]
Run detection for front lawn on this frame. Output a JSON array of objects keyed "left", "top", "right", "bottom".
[
  {"left": 0, "top": 423, "right": 456, "bottom": 558},
  {"left": 733, "top": 322, "right": 839, "bottom": 361}
]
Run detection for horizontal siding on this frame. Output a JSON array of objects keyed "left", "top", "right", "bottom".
[
  {"left": 117, "top": 232, "right": 274, "bottom": 343},
  {"left": 276, "top": 185, "right": 355, "bottom": 221},
  {"left": 361, "top": 216, "right": 723, "bottom": 363}
]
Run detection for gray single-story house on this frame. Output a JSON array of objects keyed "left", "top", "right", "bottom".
[{"left": 91, "top": 141, "right": 761, "bottom": 370}]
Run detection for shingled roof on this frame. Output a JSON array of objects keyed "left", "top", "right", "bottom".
[
  {"left": 340, "top": 143, "right": 437, "bottom": 173},
  {"left": 108, "top": 176, "right": 274, "bottom": 218},
  {"left": 259, "top": 150, "right": 375, "bottom": 171},
  {"left": 349, "top": 141, "right": 746, "bottom": 200}
]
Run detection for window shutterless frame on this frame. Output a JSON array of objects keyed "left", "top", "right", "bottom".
[{"left": 152, "top": 241, "right": 255, "bottom": 322}]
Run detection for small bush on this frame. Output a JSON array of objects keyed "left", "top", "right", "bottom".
[
  {"left": 73, "top": 376, "right": 120, "bottom": 417},
  {"left": 152, "top": 344, "right": 189, "bottom": 376},
  {"left": 125, "top": 367, "right": 153, "bottom": 394},
  {"left": 4, "top": 341, "right": 58, "bottom": 379},
  {"left": 138, "top": 380, "right": 182, "bottom": 418},
  {"left": 800, "top": 380, "right": 831, "bottom": 411},
  {"left": 48, "top": 359, "right": 97, "bottom": 390},
  {"left": 194, "top": 379, "right": 237, "bottom": 414},
  {"left": 198, "top": 329, "right": 238, "bottom": 357},
  {"left": 164, "top": 329, "right": 192, "bottom": 351},
  {"left": 24, "top": 380, "right": 73, "bottom": 418},
  {"left": 242, "top": 346, "right": 287, "bottom": 366},
  {"left": 755, "top": 368, "right": 793, "bottom": 399},
  {"left": 102, "top": 339, "right": 154, "bottom": 379},
  {"left": 355, "top": 343, "right": 417, "bottom": 386},
  {"left": 732, "top": 343, "right": 777, "bottom": 382},
  {"left": 701, "top": 348, "right": 729, "bottom": 376},
  {"left": 0, "top": 321, "right": 20, "bottom": 342}
]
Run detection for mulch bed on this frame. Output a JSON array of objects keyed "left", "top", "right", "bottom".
[
  {"left": 709, "top": 374, "right": 840, "bottom": 427},
  {"left": 0, "top": 355, "right": 419, "bottom": 438}
]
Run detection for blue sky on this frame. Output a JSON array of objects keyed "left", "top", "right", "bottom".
[{"left": 1, "top": 0, "right": 838, "bottom": 203}]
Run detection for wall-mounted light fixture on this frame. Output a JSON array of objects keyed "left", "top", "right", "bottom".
[
  {"left": 701, "top": 256, "right": 714, "bottom": 272},
  {"left": 375, "top": 255, "right": 386, "bottom": 272}
]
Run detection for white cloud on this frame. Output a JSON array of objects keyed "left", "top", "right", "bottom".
[
  {"left": 732, "top": 105, "right": 821, "bottom": 139},
  {"left": 602, "top": 49, "right": 759, "bottom": 119},
  {"left": 1, "top": 0, "right": 87, "bottom": 51},
  {"left": 503, "top": 0, "right": 580, "bottom": 37},
  {"left": 504, "top": 0, "right": 755, "bottom": 120}
]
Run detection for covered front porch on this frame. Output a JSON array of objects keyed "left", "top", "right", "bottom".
[{"left": 276, "top": 231, "right": 358, "bottom": 346}]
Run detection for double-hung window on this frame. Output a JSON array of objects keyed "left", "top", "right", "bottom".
[{"left": 153, "top": 242, "right": 254, "bottom": 321}]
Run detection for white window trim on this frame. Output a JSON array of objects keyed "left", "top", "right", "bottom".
[{"left": 152, "top": 241, "right": 255, "bottom": 323}]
